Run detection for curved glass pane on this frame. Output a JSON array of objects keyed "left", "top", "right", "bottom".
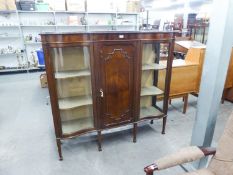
[{"left": 51, "top": 46, "right": 94, "bottom": 134}]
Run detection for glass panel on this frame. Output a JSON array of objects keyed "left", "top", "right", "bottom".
[
  {"left": 51, "top": 46, "right": 94, "bottom": 134},
  {"left": 140, "top": 43, "right": 168, "bottom": 119}
]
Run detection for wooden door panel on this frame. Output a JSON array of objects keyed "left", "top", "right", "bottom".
[{"left": 98, "top": 44, "right": 135, "bottom": 128}]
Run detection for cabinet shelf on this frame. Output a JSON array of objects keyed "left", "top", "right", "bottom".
[
  {"left": 0, "top": 35, "right": 20, "bottom": 38},
  {"left": 0, "top": 25, "right": 19, "bottom": 27},
  {"left": 0, "top": 68, "right": 27, "bottom": 73},
  {"left": 0, "top": 53, "right": 19, "bottom": 56},
  {"left": 0, "top": 10, "right": 16, "bottom": 14},
  {"left": 56, "top": 25, "right": 86, "bottom": 27},
  {"left": 58, "top": 95, "right": 92, "bottom": 110},
  {"left": 55, "top": 69, "right": 91, "bottom": 79},
  {"left": 18, "top": 10, "right": 54, "bottom": 13},
  {"left": 116, "top": 24, "right": 136, "bottom": 27},
  {"left": 55, "top": 11, "right": 85, "bottom": 14},
  {"left": 141, "top": 86, "right": 164, "bottom": 96},
  {"left": 117, "top": 12, "right": 139, "bottom": 15},
  {"left": 62, "top": 117, "right": 93, "bottom": 134},
  {"left": 88, "top": 24, "right": 112, "bottom": 27},
  {"left": 142, "top": 63, "right": 166, "bottom": 70},
  {"left": 88, "top": 24, "right": 136, "bottom": 27},
  {"left": 87, "top": 12, "right": 116, "bottom": 14},
  {"left": 140, "top": 106, "right": 164, "bottom": 118},
  {"left": 20, "top": 25, "right": 55, "bottom": 27}
]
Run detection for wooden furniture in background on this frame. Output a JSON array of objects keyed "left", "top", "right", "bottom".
[
  {"left": 41, "top": 31, "right": 175, "bottom": 160},
  {"left": 225, "top": 88, "right": 233, "bottom": 102},
  {"left": 174, "top": 40, "right": 206, "bottom": 53},
  {"left": 175, "top": 42, "right": 233, "bottom": 100},
  {"left": 169, "top": 41, "right": 233, "bottom": 113},
  {"left": 223, "top": 48, "right": 233, "bottom": 102},
  {"left": 188, "top": 23, "right": 209, "bottom": 44},
  {"left": 159, "top": 44, "right": 205, "bottom": 113}
]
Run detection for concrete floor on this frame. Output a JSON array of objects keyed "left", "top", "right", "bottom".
[{"left": 0, "top": 72, "right": 232, "bottom": 175}]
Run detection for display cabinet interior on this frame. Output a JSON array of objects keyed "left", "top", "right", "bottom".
[
  {"left": 51, "top": 46, "right": 95, "bottom": 136},
  {"left": 140, "top": 42, "right": 170, "bottom": 120}
]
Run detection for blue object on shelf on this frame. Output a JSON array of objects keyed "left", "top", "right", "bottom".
[{"left": 36, "top": 49, "right": 45, "bottom": 65}]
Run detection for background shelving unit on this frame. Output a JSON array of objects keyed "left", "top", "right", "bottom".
[
  {"left": 0, "top": 7, "right": 139, "bottom": 74},
  {"left": 0, "top": 10, "right": 25, "bottom": 73}
]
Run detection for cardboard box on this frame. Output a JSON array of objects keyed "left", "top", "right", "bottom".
[
  {"left": 68, "top": 15, "right": 80, "bottom": 25},
  {"left": 50, "top": 0, "right": 65, "bottom": 11},
  {"left": 42, "top": 0, "right": 55, "bottom": 10},
  {"left": 40, "top": 73, "right": 48, "bottom": 88},
  {"left": 6, "top": 0, "right": 16, "bottom": 10},
  {"left": 66, "top": 0, "right": 85, "bottom": 12},
  {"left": 87, "top": 0, "right": 115, "bottom": 12},
  {"left": 0, "top": 0, "right": 16, "bottom": 10},
  {"left": 0, "top": 0, "right": 6, "bottom": 10},
  {"left": 127, "top": 0, "right": 140, "bottom": 13}
]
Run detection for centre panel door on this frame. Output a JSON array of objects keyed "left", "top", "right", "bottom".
[{"left": 96, "top": 42, "right": 136, "bottom": 128}]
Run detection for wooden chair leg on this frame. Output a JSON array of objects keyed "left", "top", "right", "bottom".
[
  {"left": 183, "top": 94, "right": 188, "bottom": 114},
  {"left": 133, "top": 123, "right": 137, "bottom": 143},
  {"left": 56, "top": 138, "right": 63, "bottom": 161},
  {"left": 221, "top": 89, "right": 227, "bottom": 104},
  {"left": 162, "top": 116, "right": 167, "bottom": 134},
  {"left": 146, "top": 172, "right": 154, "bottom": 175},
  {"left": 97, "top": 130, "right": 102, "bottom": 151},
  {"left": 169, "top": 99, "right": 172, "bottom": 104}
]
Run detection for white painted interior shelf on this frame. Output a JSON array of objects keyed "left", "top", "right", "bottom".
[
  {"left": 141, "top": 86, "right": 164, "bottom": 96},
  {"left": 58, "top": 96, "right": 92, "bottom": 110},
  {"left": 62, "top": 117, "right": 93, "bottom": 134},
  {"left": 140, "top": 106, "right": 163, "bottom": 118},
  {"left": 55, "top": 69, "right": 91, "bottom": 79},
  {"left": 142, "top": 63, "right": 167, "bottom": 70}
]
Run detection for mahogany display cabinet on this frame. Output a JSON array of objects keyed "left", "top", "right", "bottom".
[{"left": 41, "top": 31, "right": 175, "bottom": 160}]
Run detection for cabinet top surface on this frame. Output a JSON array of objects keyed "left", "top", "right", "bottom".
[{"left": 40, "top": 30, "right": 175, "bottom": 35}]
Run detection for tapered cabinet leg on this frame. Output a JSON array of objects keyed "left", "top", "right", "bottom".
[
  {"left": 97, "top": 130, "right": 102, "bottom": 151},
  {"left": 183, "top": 94, "right": 188, "bottom": 114},
  {"left": 133, "top": 123, "right": 137, "bottom": 143},
  {"left": 56, "top": 138, "right": 63, "bottom": 161},
  {"left": 150, "top": 120, "right": 154, "bottom": 124},
  {"left": 162, "top": 116, "right": 167, "bottom": 134}
]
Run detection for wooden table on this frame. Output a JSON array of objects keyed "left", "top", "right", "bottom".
[
  {"left": 158, "top": 46, "right": 205, "bottom": 113},
  {"left": 175, "top": 40, "right": 206, "bottom": 53},
  {"left": 169, "top": 41, "right": 233, "bottom": 112}
]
